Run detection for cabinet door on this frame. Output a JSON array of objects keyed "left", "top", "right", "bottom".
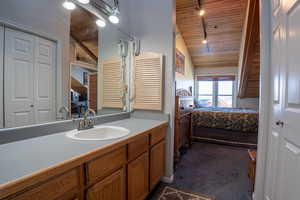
[
  {"left": 150, "top": 140, "right": 165, "bottom": 190},
  {"left": 128, "top": 152, "right": 149, "bottom": 200},
  {"left": 87, "top": 168, "right": 125, "bottom": 200},
  {"left": 34, "top": 36, "right": 56, "bottom": 124},
  {"left": 4, "top": 28, "right": 35, "bottom": 128}
]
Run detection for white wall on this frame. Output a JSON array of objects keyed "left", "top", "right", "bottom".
[
  {"left": 0, "top": 0, "right": 71, "bottom": 112},
  {"left": 71, "top": 66, "right": 90, "bottom": 85},
  {"left": 236, "top": 98, "right": 259, "bottom": 110},
  {"left": 124, "top": 0, "right": 176, "bottom": 179}
]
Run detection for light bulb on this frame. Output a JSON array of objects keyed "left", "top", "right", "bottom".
[
  {"left": 202, "top": 39, "right": 207, "bottom": 44},
  {"left": 63, "top": 1, "right": 76, "bottom": 10},
  {"left": 77, "top": 0, "right": 90, "bottom": 4},
  {"left": 109, "top": 15, "right": 120, "bottom": 24},
  {"left": 96, "top": 19, "right": 106, "bottom": 28},
  {"left": 199, "top": 9, "right": 205, "bottom": 16}
]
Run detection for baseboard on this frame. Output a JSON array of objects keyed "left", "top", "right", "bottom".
[
  {"left": 252, "top": 192, "right": 256, "bottom": 200},
  {"left": 161, "top": 174, "right": 174, "bottom": 183}
]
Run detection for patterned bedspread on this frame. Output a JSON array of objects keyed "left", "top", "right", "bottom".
[{"left": 192, "top": 108, "right": 258, "bottom": 133}]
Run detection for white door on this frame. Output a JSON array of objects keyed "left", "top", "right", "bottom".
[
  {"left": 34, "top": 37, "right": 55, "bottom": 124},
  {"left": 4, "top": 28, "right": 56, "bottom": 128},
  {"left": 266, "top": 0, "right": 300, "bottom": 199},
  {"left": 4, "top": 28, "right": 35, "bottom": 128},
  {"left": 0, "top": 25, "right": 4, "bottom": 128}
]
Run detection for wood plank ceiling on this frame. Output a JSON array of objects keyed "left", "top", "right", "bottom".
[
  {"left": 238, "top": 0, "right": 260, "bottom": 98},
  {"left": 70, "top": 6, "right": 98, "bottom": 61},
  {"left": 176, "top": 0, "right": 248, "bottom": 68}
]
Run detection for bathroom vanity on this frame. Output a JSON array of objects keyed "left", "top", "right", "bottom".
[
  {"left": 0, "top": 1, "right": 168, "bottom": 200},
  {"left": 0, "top": 118, "right": 168, "bottom": 200}
]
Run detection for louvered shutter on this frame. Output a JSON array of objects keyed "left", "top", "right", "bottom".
[
  {"left": 133, "top": 53, "right": 163, "bottom": 111},
  {"left": 102, "top": 58, "right": 123, "bottom": 108}
]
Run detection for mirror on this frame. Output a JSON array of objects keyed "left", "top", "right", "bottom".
[{"left": 0, "top": 0, "right": 133, "bottom": 129}]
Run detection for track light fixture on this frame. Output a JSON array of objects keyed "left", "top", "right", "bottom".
[
  {"left": 199, "top": 9, "right": 205, "bottom": 16},
  {"left": 96, "top": 19, "right": 106, "bottom": 28},
  {"left": 109, "top": 9, "right": 120, "bottom": 24},
  {"left": 62, "top": 0, "right": 76, "bottom": 10},
  {"left": 77, "top": 0, "right": 90, "bottom": 4}
]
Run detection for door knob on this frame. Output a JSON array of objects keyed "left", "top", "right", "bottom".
[
  {"left": 276, "top": 120, "right": 284, "bottom": 127},
  {"left": 30, "top": 104, "right": 34, "bottom": 108}
]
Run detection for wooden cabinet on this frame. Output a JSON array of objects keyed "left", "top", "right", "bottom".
[
  {"left": 87, "top": 147, "right": 126, "bottom": 184},
  {"left": 2, "top": 123, "right": 168, "bottom": 200},
  {"left": 87, "top": 169, "right": 125, "bottom": 200},
  {"left": 150, "top": 140, "right": 165, "bottom": 190},
  {"left": 150, "top": 126, "right": 166, "bottom": 146},
  {"left": 128, "top": 135, "right": 149, "bottom": 161},
  {"left": 6, "top": 168, "right": 80, "bottom": 200},
  {"left": 127, "top": 152, "right": 149, "bottom": 200}
]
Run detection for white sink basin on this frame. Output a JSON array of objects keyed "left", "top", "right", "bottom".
[{"left": 66, "top": 126, "right": 130, "bottom": 141}]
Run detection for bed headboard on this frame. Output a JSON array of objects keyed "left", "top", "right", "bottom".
[{"left": 175, "top": 96, "right": 194, "bottom": 116}]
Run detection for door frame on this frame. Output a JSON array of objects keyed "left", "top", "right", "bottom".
[
  {"left": 254, "top": 1, "right": 272, "bottom": 200},
  {"left": 0, "top": 25, "right": 3, "bottom": 128}
]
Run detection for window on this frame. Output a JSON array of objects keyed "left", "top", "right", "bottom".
[
  {"left": 197, "top": 76, "right": 235, "bottom": 108},
  {"left": 198, "top": 81, "right": 213, "bottom": 107}
]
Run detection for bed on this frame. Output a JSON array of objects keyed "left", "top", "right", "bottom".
[{"left": 192, "top": 107, "right": 258, "bottom": 147}]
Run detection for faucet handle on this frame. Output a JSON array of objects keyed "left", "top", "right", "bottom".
[
  {"left": 84, "top": 108, "right": 96, "bottom": 117},
  {"left": 88, "top": 118, "right": 95, "bottom": 128}
]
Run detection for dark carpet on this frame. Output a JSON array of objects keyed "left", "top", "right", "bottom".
[{"left": 148, "top": 142, "right": 252, "bottom": 200}]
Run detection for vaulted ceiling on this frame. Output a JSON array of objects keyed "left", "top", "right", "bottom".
[
  {"left": 238, "top": 0, "right": 260, "bottom": 98},
  {"left": 176, "top": 0, "right": 248, "bottom": 68},
  {"left": 70, "top": 6, "right": 98, "bottom": 60}
]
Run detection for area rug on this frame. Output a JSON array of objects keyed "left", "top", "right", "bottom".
[{"left": 158, "top": 186, "right": 214, "bottom": 200}]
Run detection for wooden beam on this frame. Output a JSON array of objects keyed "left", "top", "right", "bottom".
[
  {"left": 238, "top": 0, "right": 260, "bottom": 98},
  {"left": 71, "top": 34, "right": 98, "bottom": 62}
]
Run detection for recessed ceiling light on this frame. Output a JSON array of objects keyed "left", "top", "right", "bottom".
[
  {"left": 109, "top": 15, "right": 120, "bottom": 24},
  {"left": 62, "top": 0, "right": 76, "bottom": 10},
  {"left": 202, "top": 39, "right": 207, "bottom": 44},
  {"left": 199, "top": 9, "right": 205, "bottom": 16},
  {"left": 77, "top": 0, "right": 90, "bottom": 4},
  {"left": 96, "top": 19, "right": 106, "bottom": 28}
]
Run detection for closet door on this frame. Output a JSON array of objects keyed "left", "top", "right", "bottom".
[
  {"left": 0, "top": 25, "right": 3, "bottom": 128},
  {"left": 34, "top": 37, "right": 55, "bottom": 124},
  {"left": 4, "top": 28, "right": 35, "bottom": 128}
]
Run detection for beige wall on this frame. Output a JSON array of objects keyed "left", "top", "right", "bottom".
[{"left": 175, "top": 28, "right": 194, "bottom": 92}]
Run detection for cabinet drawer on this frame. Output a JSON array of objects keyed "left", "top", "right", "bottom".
[
  {"left": 87, "top": 168, "right": 125, "bottom": 200},
  {"left": 150, "top": 126, "right": 167, "bottom": 146},
  {"left": 87, "top": 147, "right": 126, "bottom": 184},
  {"left": 128, "top": 135, "right": 149, "bottom": 161},
  {"left": 9, "top": 168, "right": 79, "bottom": 200}
]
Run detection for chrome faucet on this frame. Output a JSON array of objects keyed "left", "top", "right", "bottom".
[{"left": 78, "top": 108, "right": 96, "bottom": 131}]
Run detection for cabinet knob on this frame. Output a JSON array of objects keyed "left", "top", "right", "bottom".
[
  {"left": 30, "top": 104, "right": 34, "bottom": 108},
  {"left": 276, "top": 120, "right": 284, "bottom": 127}
]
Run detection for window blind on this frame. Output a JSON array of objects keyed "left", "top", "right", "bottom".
[
  {"left": 102, "top": 58, "right": 123, "bottom": 108},
  {"left": 197, "top": 75, "right": 236, "bottom": 81},
  {"left": 133, "top": 52, "right": 163, "bottom": 111}
]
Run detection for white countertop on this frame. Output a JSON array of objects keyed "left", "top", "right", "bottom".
[{"left": 0, "top": 118, "right": 168, "bottom": 186}]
